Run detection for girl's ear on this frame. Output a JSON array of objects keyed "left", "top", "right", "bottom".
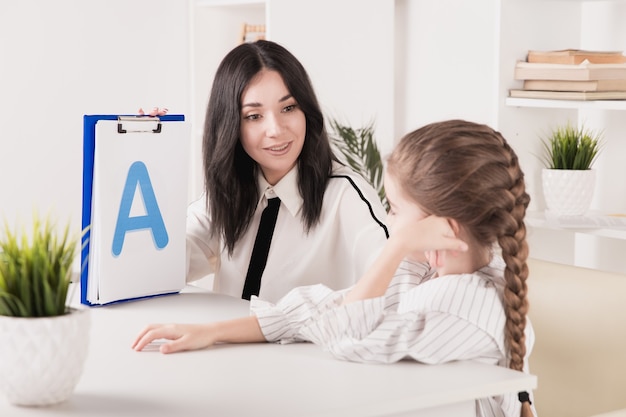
[{"left": 447, "top": 218, "right": 461, "bottom": 236}]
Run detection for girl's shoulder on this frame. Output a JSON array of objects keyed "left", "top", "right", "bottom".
[{"left": 400, "top": 266, "right": 505, "bottom": 313}]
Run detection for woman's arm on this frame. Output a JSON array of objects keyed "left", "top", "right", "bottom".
[{"left": 132, "top": 316, "right": 265, "bottom": 354}]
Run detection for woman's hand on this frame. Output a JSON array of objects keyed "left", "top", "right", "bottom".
[
  {"left": 137, "top": 107, "right": 169, "bottom": 116},
  {"left": 132, "top": 323, "right": 218, "bottom": 354}
]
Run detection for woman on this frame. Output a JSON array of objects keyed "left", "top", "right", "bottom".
[{"left": 185, "top": 40, "right": 388, "bottom": 302}]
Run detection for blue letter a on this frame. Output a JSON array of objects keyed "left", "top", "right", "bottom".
[{"left": 111, "top": 161, "right": 169, "bottom": 256}]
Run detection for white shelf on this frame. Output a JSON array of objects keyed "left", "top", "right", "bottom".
[
  {"left": 196, "top": 0, "right": 264, "bottom": 7},
  {"left": 526, "top": 211, "right": 626, "bottom": 274},
  {"left": 526, "top": 211, "right": 626, "bottom": 240},
  {"left": 506, "top": 97, "right": 626, "bottom": 111}
]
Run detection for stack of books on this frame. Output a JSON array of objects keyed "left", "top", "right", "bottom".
[{"left": 509, "top": 49, "right": 626, "bottom": 101}]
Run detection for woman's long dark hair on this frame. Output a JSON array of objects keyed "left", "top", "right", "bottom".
[{"left": 203, "top": 40, "right": 336, "bottom": 255}]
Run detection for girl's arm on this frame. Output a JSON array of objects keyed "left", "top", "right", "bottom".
[
  {"left": 343, "top": 216, "right": 467, "bottom": 304},
  {"left": 133, "top": 285, "right": 346, "bottom": 354},
  {"left": 132, "top": 316, "right": 265, "bottom": 354},
  {"left": 342, "top": 238, "right": 405, "bottom": 304}
]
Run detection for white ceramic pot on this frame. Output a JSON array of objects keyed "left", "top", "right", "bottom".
[
  {"left": 542, "top": 168, "right": 596, "bottom": 216},
  {"left": 0, "top": 308, "right": 90, "bottom": 406}
]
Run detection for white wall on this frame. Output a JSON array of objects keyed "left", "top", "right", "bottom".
[
  {"left": 396, "top": 0, "right": 499, "bottom": 135},
  {"left": 0, "top": 1, "right": 190, "bottom": 234}
]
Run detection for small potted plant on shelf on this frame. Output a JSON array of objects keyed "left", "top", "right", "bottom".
[
  {"left": 0, "top": 214, "right": 90, "bottom": 406},
  {"left": 541, "top": 122, "right": 603, "bottom": 216}
]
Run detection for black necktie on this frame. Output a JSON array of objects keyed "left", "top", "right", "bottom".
[{"left": 242, "top": 197, "right": 281, "bottom": 300}]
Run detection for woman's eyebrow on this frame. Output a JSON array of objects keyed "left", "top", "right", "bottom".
[
  {"left": 278, "top": 94, "right": 293, "bottom": 103},
  {"left": 241, "top": 101, "right": 261, "bottom": 109},
  {"left": 242, "top": 94, "right": 293, "bottom": 109}
]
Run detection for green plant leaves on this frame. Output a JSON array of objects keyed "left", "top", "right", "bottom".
[
  {"left": 329, "top": 119, "right": 388, "bottom": 210},
  {"left": 0, "top": 214, "right": 76, "bottom": 317},
  {"left": 542, "top": 122, "right": 603, "bottom": 170}
]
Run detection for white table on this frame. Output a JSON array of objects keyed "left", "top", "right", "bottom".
[{"left": 1, "top": 286, "right": 536, "bottom": 417}]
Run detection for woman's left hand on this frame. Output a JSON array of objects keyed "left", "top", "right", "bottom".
[{"left": 137, "top": 107, "right": 169, "bottom": 116}]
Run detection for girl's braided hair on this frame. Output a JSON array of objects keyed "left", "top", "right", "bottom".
[{"left": 387, "top": 119, "right": 533, "bottom": 416}]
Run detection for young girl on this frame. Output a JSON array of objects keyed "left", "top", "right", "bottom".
[{"left": 133, "top": 119, "right": 536, "bottom": 417}]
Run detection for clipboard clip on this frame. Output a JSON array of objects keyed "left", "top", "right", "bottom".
[{"left": 117, "top": 116, "right": 162, "bottom": 134}]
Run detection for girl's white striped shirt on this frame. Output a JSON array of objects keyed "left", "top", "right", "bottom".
[{"left": 250, "top": 256, "right": 536, "bottom": 417}]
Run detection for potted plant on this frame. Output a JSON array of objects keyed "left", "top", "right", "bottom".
[
  {"left": 329, "top": 119, "right": 388, "bottom": 211},
  {"left": 0, "top": 214, "right": 90, "bottom": 406},
  {"left": 541, "top": 122, "right": 603, "bottom": 216}
]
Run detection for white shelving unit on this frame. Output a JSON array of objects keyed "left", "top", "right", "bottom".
[
  {"left": 497, "top": 0, "right": 626, "bottom": 274},
  {"left": 506, "top": 97, "right": 626, "bottom": 111},
  {"left": 525, "top": 211, "right": 626, "bottom": 274}
]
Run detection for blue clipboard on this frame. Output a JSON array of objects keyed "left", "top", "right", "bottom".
[{"left": 81, "top": 114, "right": 186, "bottom": 306}]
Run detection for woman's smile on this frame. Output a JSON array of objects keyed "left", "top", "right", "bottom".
[{"left": 265, "top": 141, "right": 292, "bottom": 155}]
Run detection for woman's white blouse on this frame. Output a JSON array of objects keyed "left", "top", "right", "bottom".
[
  {"left": 186, "top": 162, "right": 388, "bottom": 303},
  {"left": 250, "top": 257, "right": 536, "bottom": 417}
]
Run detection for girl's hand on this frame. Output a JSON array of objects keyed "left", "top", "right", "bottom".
[
  {"left": 390, "top": 215, "right": 467, "bottom": 259},
  {"left": 344, "top": 215, "right": 467, "bottom": 304},
  {"left": 132, "top": 323, "right": 216, "bottom": 354},
  {"left": 131, "top": 316, "right": 266, "bottom": 354}
]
